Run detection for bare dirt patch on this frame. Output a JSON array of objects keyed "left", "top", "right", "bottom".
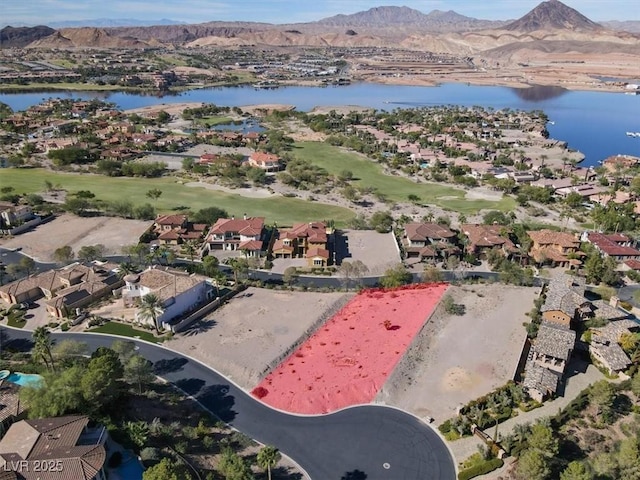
[
  {"left": 0, "top": 214, "right": 150, "bottom": 262},
  {"left": 377, "top": 283, "right": 541, "bottom": 422},
  {"left": 166, "top": 287, "right": 352, "bottom": 390}
]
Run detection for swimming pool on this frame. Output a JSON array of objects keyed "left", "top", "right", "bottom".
[
  {"left": 3, "top": 372, "right": 43, "bottom": 387},
  {"left": 116, "top": 453, "right": 144, "bottom": 480}
]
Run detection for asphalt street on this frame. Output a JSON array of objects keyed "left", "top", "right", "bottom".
[{"left": 0, "top": 327, "right": 456, "bottom": 480}]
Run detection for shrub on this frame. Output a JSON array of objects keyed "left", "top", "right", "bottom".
[
  {"left": 140, "top": 447, "right": 161, "bottom": 463},
  {"left": 60, "top": 322, "right": 70, "bottom": 332},
  {"left": 457, "top": 458, "right": 504, "bottom": 480}
]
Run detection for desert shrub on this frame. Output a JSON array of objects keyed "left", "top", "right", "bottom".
[
  {"left": 60, "top": 322, "right": 70, "bottom": 332},
  {"left": 140, "top": 447, "right": 161, "bottom": 463},
  {"left": 443, "top": 295, "right": 465, "bottom": 315}
]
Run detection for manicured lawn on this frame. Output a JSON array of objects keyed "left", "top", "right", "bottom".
[
  {"left": 1, "top": 169, "right": 356, "bottom": 226},
  {"left": 6, "top": 311, "right": 27, "bottom": 329},
  {"left": 90, "top": 322, "right": 164, "bottom": 343},
  {"left": 291, "top": 142, "right": 516, "bottom": 214}
]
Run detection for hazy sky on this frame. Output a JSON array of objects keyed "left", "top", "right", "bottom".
[{"left": 4, "top": 0, "right": 640, "bottom": 26}]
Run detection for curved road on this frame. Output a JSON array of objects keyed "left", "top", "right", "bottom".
[{"left": 1, "top": 327, "right": 456, "bottom": 480}]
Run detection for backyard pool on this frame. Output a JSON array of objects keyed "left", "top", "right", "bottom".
[
  {"left": 114, "top": 452, "right": 144, "bottom": 480},
  {"left": 0, "top": 370, "right": 43, "bottom": 387}
]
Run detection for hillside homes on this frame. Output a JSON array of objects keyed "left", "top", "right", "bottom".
[
  {"left": 590, "top": 319, "right": 640, "bottom": 376},
  {"left": 581, "top": 232, "right": 640, "bottom": 262},
  {"left": 248, "top": 151, "right": 282, "bottom": 171}
]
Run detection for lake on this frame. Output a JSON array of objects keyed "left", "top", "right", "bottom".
[{"left": 1, "top": 83, "right": 639, "bottom": 167}]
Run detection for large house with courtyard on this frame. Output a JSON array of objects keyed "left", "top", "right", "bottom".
[
  {"left": 403, "top": 223, "right": 457, "bottom": 262},
  {"left": 460, "top": 224, "right": 518, "bottom": 259},
  {"left": 122, "top": 266, "right": 214, "bottom": 330},
  {"left": 205, "top": 216, "right": 265, "bottom": 257},
  {"left": 0, "top": 262, "right": 122, "bottom": 319},
  {"left": 589, "top": 319, "right": 640, "bottom": 376},
  {"left": 0, "top": 415, "right": 107, "bottom": 480},
  {"left": 272, "top": 222, "right": 333, "bottom": 267},
  {"left": 527, "top": 229, "right": 582, "bottom": 268}
]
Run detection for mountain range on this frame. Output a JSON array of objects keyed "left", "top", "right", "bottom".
[{"left": 1, "top": 0, "right": 639, "bottom": 60}]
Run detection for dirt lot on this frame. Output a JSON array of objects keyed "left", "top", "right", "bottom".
[
  {"left": 339, "top": 230, "right": 401, "bottom": 275},
  {"left": 377, "top": 283, "right": 541, "bottom": 422},
  {"left": 0, "top": 214, "right": 150, "bottom": 262},
  {"left": 167, "top": 288, "right": 353, "bottom": 390}
]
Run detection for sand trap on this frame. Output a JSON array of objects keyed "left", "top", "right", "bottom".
[{"left": 252, "top": 283, "right": 448, "bottom": 414}]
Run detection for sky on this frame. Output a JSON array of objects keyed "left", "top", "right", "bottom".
[{"left": 3, "top": 0, "right": 640, "bottom": 26}]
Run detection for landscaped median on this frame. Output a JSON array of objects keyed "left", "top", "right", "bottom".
[{"left": 251, "top": 283, "right": 448, "bottom": 414}]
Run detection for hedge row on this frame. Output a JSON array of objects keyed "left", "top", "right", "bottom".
[{"left": 458, "top": 458, "right": 504, "bottom": 480}]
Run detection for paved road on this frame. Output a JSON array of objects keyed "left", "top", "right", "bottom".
[{"left": 1, "top": 327, "right": 456, "bottom": 480}]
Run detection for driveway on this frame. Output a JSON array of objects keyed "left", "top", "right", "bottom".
[{"left": 1, "top": 327, "right": 456, "bottom": 480}]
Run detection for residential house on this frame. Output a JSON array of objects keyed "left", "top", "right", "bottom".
[
  {"left": 523, "top": 321, "right": 576, "bottom": 402},
  {"left": 460, "top": 224, "right": 518, "bottom": 259},
  {"left": 555, "top": 184, "right": 607, "bottom": 199},
  {"left": 248, "top": 152, "right": 282, "bottom": 171},
  {"left": 0, "top": 203, "right": 34, "bottom": 229},
  {"left": 0, "top": 383, "right": 26, "bottom": 428},
  {"left": 590, "top": 319, "right": 640, "bottom": 376},
  {"left": 602, "top": 154, "right": 639, "bottom": 174},
  {"left": 152, "top": 214, "right": 207, "bottom": 246},
  {"left": 122, "top": 266, "right": 214, "bottom": 330},
  {"left": 403, "top": 223, "right": 457, "bottom": 262},
  {"left": 540, "top": 273, "right": 629, "bottom": 328},
  {"left": 0, "top": 415, "right": 107, "bottom": 480},
  {"left": 272, "top": 222, "right": 333, "bottom": 266},
  {"left": 0, "top": 262, "right": 122, "bottom": 319},
  {"left": 527, "top": 229, "right": 582, "bottom": 268},
  {"left": 206, "top": 216, "right": 265, "bottom": 256},
  {"left": 581, "top": 232, "right": 640, "bottom": 262}
]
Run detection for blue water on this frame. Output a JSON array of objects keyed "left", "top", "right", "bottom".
[
  {"left": 116, "top": 454, "right": 144, "bottom": 479},
  {"left": 1, "top": 82, "right": 639, "bottom": 166},
  {"left": 6, "top": 372, "right": 43, "bottom": 387}
]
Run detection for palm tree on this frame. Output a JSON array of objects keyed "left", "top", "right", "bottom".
[
  {"left": 32, "top": 326, "right": 55, "bottom": 371},
  {"left": 137, "top": 294, "right": 165, "bottom": 335},
  {"left": 257, "top": 445, "right": 281, "bottom": 480},
  {"left": 117, "top": 262, "right": 138, "bottom": 279},
  {"left": 182, "top": 240, "right": 198, "bottom": 263}
]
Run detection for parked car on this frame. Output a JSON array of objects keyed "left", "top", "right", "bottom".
[{"left": 72, "top": 312, "right": 89, "bottom": 326}]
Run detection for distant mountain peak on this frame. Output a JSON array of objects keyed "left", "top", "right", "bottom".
[{"left": 504, "top": 0, "right": 602, "bottom": 32}]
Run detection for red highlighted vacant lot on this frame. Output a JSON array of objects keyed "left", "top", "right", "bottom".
[{"left": 252, "top": 283, "right": 448, "bottom": 414}]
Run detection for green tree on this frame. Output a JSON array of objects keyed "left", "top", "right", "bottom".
[
  {"left": 78, "top": 244, "right": 105, "bottom": 262},
  {"left": 53, "top": 245, "right": 74, "bottom": 264},
  {"left": 202, "top": 255, "right": 220, "bottom": 277},
  {"left": 589, "top": 380, "right": 615, "bottom": 421},
  {"left": 146, "top": 188, "right": 163, "bottom": 201},
  {"left": 143, "top": 458, "right": 182, "bottom": 480},
  {"left": 125, "top": 420, "right": 150, "bottom": 448},
  {"left": 528, "top": 424, "right": 559, "bottom": 457},
  {"left": 631, "top": 371, "right": 640, "bottom": 397},
  {"left": 20, "top": 365, "right": 84, "bottom": 418},
  {"left": 338, "top": 260, "right": 369, "bottom": 291},
  {"left": 283, "top": 266, "right": 298, "bottom": 286},
  {"left": 257, "top": 445, "right": 281, "bottom": 480},
  {"left": 560, "top": 461, "right": 591, "bottom": 480},
  {"left": 111, "top": 339, "right": 137, "bottom": 362},
  {"left": 51, "top": 339, "right": 88, "bottom": 364},
  {"left": 246, "top": 167, "right": 267, "bottom": 185},
  {"left": 18, "top": 256, "right": 36, "bottom": 276},
  {"left": 81, "top": 348, "right": 124, "bottom": 411},
  {"left": 380, "top": 264, "right": 413, "bottom": 288},
  {"left": 228, "top": 258, "right": 249, "bottom": 285},
  {"left": 218, "top": 447, "right": 254, "bottom": 480},
  {"left": 138, "top": 294, "right": 165, "bottom": 334},
  {"left": 369, "top": 211, "right": 394, "bottom": 233},
  {"left": 618, "top": 437, "right": 640, "bottom": 477},
  {"left": 515, "top": 449, "right": 550, "bottom": 480},
  {"left": 483, "top": 210, "right": 510, "bottom": 225},
  {"left": 124, "top": 354, "right": 155, "bottom": 394},
  {"left": 192, "top": 207, "right": 229, "bottom": 225},
  {"left": 32, "top": 326, "right": 55, "bottom": 371}
]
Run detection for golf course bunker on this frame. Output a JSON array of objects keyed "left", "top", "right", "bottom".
[{"left": 252, "top": 283, "right": 448, "bottom": 414}]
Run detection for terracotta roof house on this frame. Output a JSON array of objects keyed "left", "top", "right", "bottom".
[
  {"left": 527, "top": 229, "right": 582, "bottom": 268},
  {"left": 248, "top": 152, "right": 282, "bottom": 171},
  {"left": 0, "top": 383, "right": 26, "bottom": 427},
  {"left": 523, "top": 321, "right": 576, "bottom": 402},
  {"left": 272, "top": 222, "right": 333, "bottom": 266},
  {"left": 602, "top": 154, "right": 639, "bottom": 174},
  {"left": 590, "top": 319, "right": 640, "bottom": 376},
  {"left": 206, "top": 216, "right": 265, "bottom": 256},
  {"left": 460, "top": 224, "right": 517, "bottom": 258},
  {"left": 0, "top": 262, "right": 122, "bottom": 319},
  {"left": 152, "top": 215, "right": 206, "bottom": 246},
  {"left": 403, "top": 223, "right": 457, "bottom": 261},
  {"left": 581, "top": 231, "right": 640, "bottom": 262},
  {"left": 0, "top": 415, "right": 107, "bottom": 480},
  {"left": 123, "top": 266, "right": 214, "bottom": 331}
]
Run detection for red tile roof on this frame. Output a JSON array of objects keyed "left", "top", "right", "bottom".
[
  {"left": 405, "top": 223, "right": 455, "bottom": 242},
  {"left": 307, "top": 247, "right": 330, "bottom": 259},
  {"left": 586, "top": 232, "right": 640, "bottom": 257},
  {"left": 528, "top": 229, "right": 580, "bottom": 249},
  {"left": 461, "top": 224, "right": 517, "bottom": 252},
  {"left": 155, "top": 214, "right": 187, "bottom": 226},
  {"left": 250, "top": 152, "right": 280, "bottom": 164},
  {"left": 209, "top": 217, "right": 264, "bottom": 236},
  {"left": 625, "top": 259, "right": 640, "bottom": 270}
]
